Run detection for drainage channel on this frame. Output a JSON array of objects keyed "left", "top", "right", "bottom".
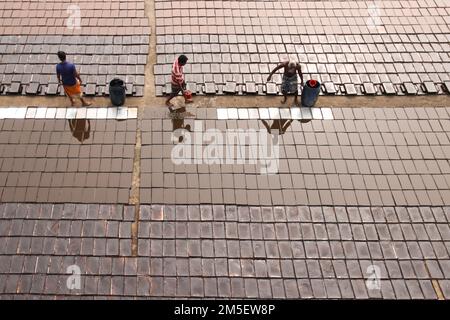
[
  {"left": 127, "top": 0, "right": 157, "bottom": 256},
  {"left": 129, "top": 105, "right": 144, "bottom": 256}
]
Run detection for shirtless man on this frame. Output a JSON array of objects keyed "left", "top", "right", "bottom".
[{"left": 267, "top": 61, "right": 303, "bottom": 106}]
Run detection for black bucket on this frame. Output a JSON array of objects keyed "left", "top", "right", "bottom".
[
  {"left": 301, "top": 79, "right": 321, "bottom": 108},
  {"left": 109, "top": 78, "right": 126, "bottom": 106}
]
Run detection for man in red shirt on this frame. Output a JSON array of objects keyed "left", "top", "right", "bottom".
[{"left": 166, "top": 55, "right": 193, "bottom": 109}]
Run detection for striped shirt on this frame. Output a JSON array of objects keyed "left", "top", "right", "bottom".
[{"left": 171, "top": 59, "right": 184, "bottom": 85}]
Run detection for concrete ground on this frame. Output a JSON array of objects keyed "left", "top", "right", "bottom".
[{"left": 0, "top": 0, "right": 449, "bottom": 299}]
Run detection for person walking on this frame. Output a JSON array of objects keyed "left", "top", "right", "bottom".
[
  {"left": 166, "top": 55, "right": 193, "bottom": 110},
  {"left": 267, "top": 60, "right": 303, "bottom": 106},
  {"left": 56, "top": 51, "right": 91, "bottom": 107}
]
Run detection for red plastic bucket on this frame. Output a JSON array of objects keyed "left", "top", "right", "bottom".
[
  {"left": 308, "top": 80, "right": 318, "bottom": 88},
  {"left": 301, "top": 79, "right": 321, "bottom": 107},
  {"left": 183, "top": 90, "right": 193, "bottom": 101}
]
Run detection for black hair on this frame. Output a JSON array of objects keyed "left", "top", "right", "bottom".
[
  {"left": 178, "top": 55, "right": 188, "bottom": 65},
  {"left": 57, "top": 51, "right": 66, "bottom": 62}
]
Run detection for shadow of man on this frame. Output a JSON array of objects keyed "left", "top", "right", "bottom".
[
  {"left": 261, "top": 119, "right": 293, "bottom": 135},
  {"left": 261, "top": 118, "right": 313, "bottom": 136}
]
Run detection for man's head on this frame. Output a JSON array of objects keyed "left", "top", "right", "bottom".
[
  {"left": 57, "top": 51, "right": 66, "bottom": 62},
  {"left": 288, "top": 60, "right": 297, "bottom": 69},
  {"left": 178, "top": 55, "right": 188, "bottom": 66}
]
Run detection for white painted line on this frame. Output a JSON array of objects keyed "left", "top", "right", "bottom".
[
  {"left": 311, "top": 108, "right": 323, "bottom": 119},
  {"left": 238, "top": 108, "right": 249, "bottom": 119},
  {"left": 301, "top": 108, "right": 313, "bottom": 119},
  {"left": 279, "top": 108, "right": 291, "bottom": 118},
  {"left": 4, "top": 108, "right": 14, "bottom": 119},
  {"left": 55, "top": 108, "right": 66, "bottom": 119},
  {"left": 13, "top": 107, "right": 27, "bottom": 119},
  {"left": 0, "top": 106, "right": 336, "bottom": 122},
  {"left": 116, "top": 107, "right": 127, "bottom": 120},
  {"left": 322, "top": 108, "right": 334, "bottom": 120},
  {"left": 96, "top": 108, "right": 108, "bottom": 118},
  {"left": 259, "top": 108, "right": 270, "bottom": 119},
  {"left": 1, "top": 107, "right": 11, "bottom": 119},
  {"left": 128, "top": 108, "right": 138, "bottom": 119},
  {"left": 290, "top": 108, "right": 302, "bottom": 119},
  {"left": 26, "top": 107, "right": 37, "bottom": 119},
  {"left": 217, "top": 108, "right": 228, "bottom": 120},
  {"left": 248, "top": 108, "right": 260, "bottom": 119},
  {"left": 35, "top": 107, "right": 47, "bottom": 119},
  {"left": 0, "top": 107, "right": 139, "bottom": 120},
  {"left": 86, "top": 108, "right": 97, "bottom": 119},
  {"left": 76, "top": 107, "right": 87, "bottom": 119},
  {"left": 65, "top": 108, "right": 77, "bottom": 119},
  {"left": 269, "top": 108, "right": 280, "bottom": 119},
  {"left": 106, "top": 108, "right": 118, "bottom": 119},
  {"left": 45, "top": 108, "right": 57, "bottom": 119},
  {"left": 227, "top": 108, "right": 238, "bottom": 119}
]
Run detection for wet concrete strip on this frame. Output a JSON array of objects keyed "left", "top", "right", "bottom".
[
  {"left": 129, "top": 106, "right": 144, "bottom": 256},
  {"left": 0, "top": 94, "right": 449, "bottom": 110}
]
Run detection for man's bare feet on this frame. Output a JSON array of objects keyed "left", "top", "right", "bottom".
[
  {"left": 281, "top": 96, "right": 287, "bottom": 104},
  {"left": 294, "top": 99, "right": 300, "bottom": 107},
  {"left": 82, "top": 102, "right": 92, "bottom": 107}
]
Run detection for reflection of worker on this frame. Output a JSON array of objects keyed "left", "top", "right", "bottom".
[
  {"left": 171, "top": 107, "right": 192, "bottom": 143},
  {"left": 68, "top": 119, "right": 91, "bottom": 143},
  {"left": 267, "top": 60, "right": 303, "bottom": 106},
  {"left": 261, "top": 119, "right": 293, "bottom": 135}
]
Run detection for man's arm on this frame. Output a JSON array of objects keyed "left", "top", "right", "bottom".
[
  {"left": 74, "top": 68, "right": 82, "bottom": 84},
  {"left": 267, "top": 62, "right": 286, "bottom": 82},
  {"left": 180, "top": 74, "right": 186, "bottom": 92},
  {"left": 297, "top": 64, "right": 304, "bottom": 85},
  {"left": 176, "top": 76, "right": 185, "bottom": 94},
  {"left": 56, "top": 66, "right": 62, "bottom": 84}
]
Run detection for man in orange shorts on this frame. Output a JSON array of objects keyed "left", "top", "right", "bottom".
[{"left": 56, "top": 51, "right": 91, "bottom": 107}]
